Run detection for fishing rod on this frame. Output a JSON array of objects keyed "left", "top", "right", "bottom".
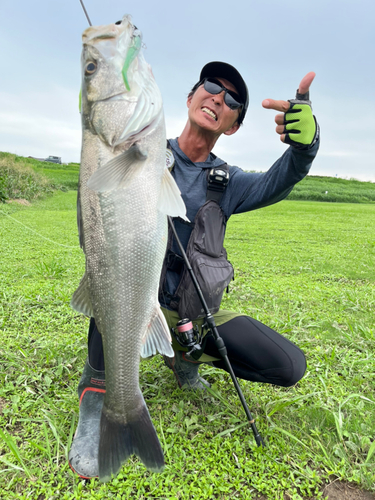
[
  {"left": 78, "top": 0, "right": 92, "bottom": 26},
  {"left": 167, "top": 216, "right": 266, "bottom": 447}
]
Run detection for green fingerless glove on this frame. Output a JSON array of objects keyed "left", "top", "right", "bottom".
[{"left": 284, "top": 91, "right": 319, "bottom": 149}]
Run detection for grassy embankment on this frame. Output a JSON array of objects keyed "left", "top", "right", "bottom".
[
  {"left": 0, "top": 152, "right": 79, "bottom": 202},
  {"left": 287, "top": 175, "right": 375, "bottom": 203},
  {"left": 0, "top": 154, "right": 374, "bottom": 498}
]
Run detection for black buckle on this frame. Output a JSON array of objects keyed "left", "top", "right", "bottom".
[{"left": 207, "top": 167, "right": 229, "bottom": 192}]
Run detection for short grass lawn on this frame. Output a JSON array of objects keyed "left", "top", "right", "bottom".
[{"left": 0, "top": 192, "right": 374, "bottom": 499}]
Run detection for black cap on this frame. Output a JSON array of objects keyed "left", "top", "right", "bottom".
[{"left": 199, "top": 61, "right": 249, "bottom": 124}]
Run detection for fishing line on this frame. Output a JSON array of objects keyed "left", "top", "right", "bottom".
[
  {"left": 78, "top": 0, "right": 92, "bottom": 26},
  {"left": 0, "top": 4, "right": 92, "bottom": 252},
  {"left": 0, "top": 209, "right": 80, "bottom": 250},
  {"left": 4, "top": 0, "right": 94, "bottom": 251},
  {"left": 1, "top": 3, "right": 93, "bottom": 251}
]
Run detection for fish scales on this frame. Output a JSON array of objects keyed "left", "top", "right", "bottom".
[{"left": 71, "top": 15, "right": 187, "bottom": 482}]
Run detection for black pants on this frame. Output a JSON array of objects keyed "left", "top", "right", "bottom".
[
  {"left": 87, "top": 315, "right": 306, "bottom": 388},
  {"left": 205, "top": 315, "right": 306, "bottom": 387}
]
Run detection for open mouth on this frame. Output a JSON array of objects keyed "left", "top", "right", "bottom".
[{"left": 201, "top": 107, "right": 217, "bottom": 121}]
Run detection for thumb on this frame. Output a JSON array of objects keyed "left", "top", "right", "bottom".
[{"left": 298, "top": 72, "right": 316, "bottom": 95}]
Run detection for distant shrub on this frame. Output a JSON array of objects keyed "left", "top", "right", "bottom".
[
  {"left": 0, "top": 175, "right": 8, "bottom": 202},
  {"left": 0, "top": 158, "right": 56, "bottom": 202}
]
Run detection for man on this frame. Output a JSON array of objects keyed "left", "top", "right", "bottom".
[
  {"left": 69, "top": 62, "right": 319, "bottom": 478},
  {"left": 159, "top": 62, "right": 318, "bottom": 389}
]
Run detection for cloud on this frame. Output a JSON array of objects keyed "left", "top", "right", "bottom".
[{"left": 0, "top": 87, "right": 81, "bottom": 162}]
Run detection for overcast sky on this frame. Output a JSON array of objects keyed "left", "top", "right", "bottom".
[{"left": 0, "top": 0, "right": 374, "bottom": 180}]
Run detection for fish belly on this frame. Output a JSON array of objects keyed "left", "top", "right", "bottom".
[{"left": 96, "top": 178, "right": 166, "bottom": 408}]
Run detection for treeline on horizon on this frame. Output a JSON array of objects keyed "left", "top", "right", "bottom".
[{"left": 1, "top": 151, "right": 375, "bottom": 204}]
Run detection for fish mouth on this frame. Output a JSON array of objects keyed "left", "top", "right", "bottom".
[
  {"left": 82, "top": 14, "right": 133, "bottom": 43},
  {"left": 201, "top": 106, "right": 217, "bottom": 121},
  {"left": 92, "top": 32, "right": 117, "bottom": 40}
]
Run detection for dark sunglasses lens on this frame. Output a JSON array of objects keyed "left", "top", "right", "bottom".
[
  {"left": 203, "top": 79, "right": 223, "bottom": 95},
  {"left": 203, "top": 78, "right": 243, "bottom": 110},
  {"left": 225, "top": 92, "right": 242, "bottom": 109}
]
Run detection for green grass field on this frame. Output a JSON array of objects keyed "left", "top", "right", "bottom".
[{"left": 0, "top": 191, "right": 374, "bottom": 499}]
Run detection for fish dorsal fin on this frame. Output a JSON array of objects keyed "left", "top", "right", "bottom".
[
  {"left": 140, "top": 306, "right": 174, "bottom": 358},
  {"left": 87, "top": 144, "right": 147, "bottom": 193},
  {"left": 70, "top": 272, "right": 94, "bottom": 317},
  {"left": 157, "top": 168, "right": 189, "bottom": 221}
]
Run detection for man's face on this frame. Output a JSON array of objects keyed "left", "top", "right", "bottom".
[{"left": 187, "top": 77, "right": 241, "bottom": 136}]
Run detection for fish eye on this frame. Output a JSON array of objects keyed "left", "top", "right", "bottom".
[{"left": 85, "top": 61, "right": 97, "bottom": 75}]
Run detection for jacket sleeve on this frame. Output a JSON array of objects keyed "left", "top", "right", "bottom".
[{"left": 226, "top": 140, "right": 319, "bottom": 215}]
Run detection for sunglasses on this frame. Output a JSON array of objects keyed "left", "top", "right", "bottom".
[{"left": 201, "top": 78, "right": 243, "bottom": 110}]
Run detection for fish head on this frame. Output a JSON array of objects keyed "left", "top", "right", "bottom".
[{"left": 81, "top": 15, "right": 163, "bottom": 148}]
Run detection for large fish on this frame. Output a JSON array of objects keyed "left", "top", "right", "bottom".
[{"left": 71, "top": 15, "right": 186, "bottom": 482}]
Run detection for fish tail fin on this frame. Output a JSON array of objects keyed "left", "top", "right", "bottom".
[{"left": 98, "top": 398, "right": 164, "bottom": 482}]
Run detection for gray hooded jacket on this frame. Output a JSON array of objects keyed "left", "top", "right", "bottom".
[{"left": 160, "top": 137, "right": 319, "bottom": 308}]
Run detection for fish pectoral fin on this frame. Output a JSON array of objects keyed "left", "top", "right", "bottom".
[
  {"left": 86, "top": 144, "right": 147, "bottom": 193},
  {"left": 157, "top": 168, "right": 189, "bottom": 222},
  {"left": 140, "top": 306, "right": 174, "bottom": 358},
  {"left": 70, "top": 272, "right": 94, "bottom": 317}
]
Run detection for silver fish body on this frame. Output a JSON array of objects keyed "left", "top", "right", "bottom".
[{"left": 71, "top": 15, "right": 186, "bottom": 482}]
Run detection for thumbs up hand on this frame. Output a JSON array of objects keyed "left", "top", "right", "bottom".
[{"left": 262, "top": 72, "right": 319, "bottom": 149}]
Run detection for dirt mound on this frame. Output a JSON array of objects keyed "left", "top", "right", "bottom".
[
  {"left": 323, "top": 482, "right": 375, "bottom": 500},
  {"left": 6, "top": 198, "right": 31, "bottom": 206}
]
